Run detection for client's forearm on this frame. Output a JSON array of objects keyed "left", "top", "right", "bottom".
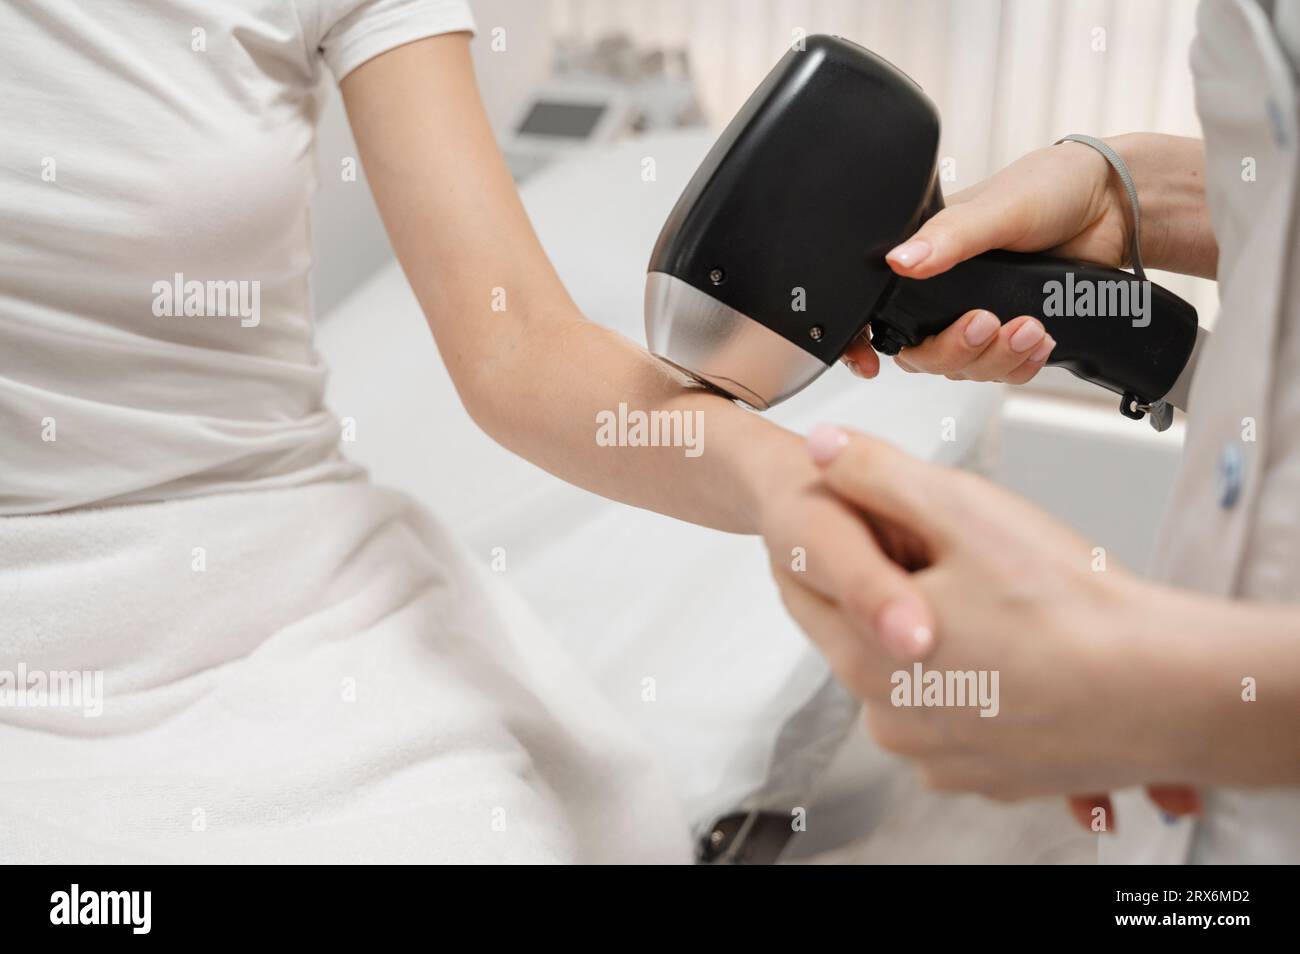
[
  {"left": 339, "top": 37, "right": 816, "bottom": 533},
  {"left": 1108, "top": 133, "right": 1218, "bottom": 279},
  {"left": 460, "top": 309, "right": 813, "bottom": 534}
]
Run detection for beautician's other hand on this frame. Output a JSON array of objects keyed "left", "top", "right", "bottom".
[
  {"left": 841, "top": 139, "right": 1128, "bottom": 383},
  {"left": 780, "top": 425, "right": 1197, "bottom": 823}
]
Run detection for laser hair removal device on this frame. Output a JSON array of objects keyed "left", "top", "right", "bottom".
[{"left": 644, "top": 35, "right": 1201, "bottom": 427}]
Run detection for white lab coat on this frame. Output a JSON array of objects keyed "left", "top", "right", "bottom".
[{"left": 1105, "top": 0, "right": 1300, "bottom": 864}]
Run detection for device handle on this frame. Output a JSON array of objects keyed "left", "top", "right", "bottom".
[{"left": 870, "top": 249, "right": 1199, "bottom": 407}]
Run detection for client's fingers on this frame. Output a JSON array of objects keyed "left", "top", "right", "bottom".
[
  {"left": 765, "top": 480, "right": 936, "bottom": 661},
  {"left": 807, "top": 425, "right": 952, "bottom": 555},
  {"left": 772, "top": 565, "right": 897, "bottom": 698}
]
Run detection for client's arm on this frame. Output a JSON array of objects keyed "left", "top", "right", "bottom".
[{"left": 339, "top": 34, "right": 935, "bottom": 654}]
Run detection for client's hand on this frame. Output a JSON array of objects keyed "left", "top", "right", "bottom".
[
  {"left": 841, "top": 139, "right": 1130, "bottom": 384},
  {"left": 777, "top": 424, "right": 1197, "bottom": 828},
  {"left": 758, "top": 464, "right": 937, "bottom": 663}
]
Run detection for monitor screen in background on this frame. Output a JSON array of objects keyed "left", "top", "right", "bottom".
[{"left": 516, "top": 101, "right": 607, "bottom": 138}]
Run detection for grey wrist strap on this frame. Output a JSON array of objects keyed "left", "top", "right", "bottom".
[
  {"left": 1054, "top": 134, "right": 1146, "bottom": 282},
  {"left": 1055, "top": 134, "right": 1172, "bottom": 432}
]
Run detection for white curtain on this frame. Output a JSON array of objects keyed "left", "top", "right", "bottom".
[
  {"left": 549, "top": 0, "right": 1203, "bottom": 168},
  {"left": 548, "top": 0, "right": 1214, "bottom": 313}
]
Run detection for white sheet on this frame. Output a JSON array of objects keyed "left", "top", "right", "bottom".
[{"left": 0, "top": 479, "right": 690, "bottom": 863}]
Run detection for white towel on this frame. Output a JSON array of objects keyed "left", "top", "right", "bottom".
[{"left": 0, "top": 477, "right": 691, "bottom": 863}]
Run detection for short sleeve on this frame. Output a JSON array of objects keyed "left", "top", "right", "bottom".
[{"left": 315, "top": 0, "right": 476, "bottom": 82}]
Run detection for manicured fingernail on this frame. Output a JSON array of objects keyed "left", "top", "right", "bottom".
[
  {"left": 843, "top": 357, "right": 866, "bottom": 378},
  {"left": 1028, "top": 336, "right": 1056, "bottom": 363},
  {"left": 807, "top": 424, "right": 849, "bottom": 464},
  {"left": 875, "top": 600, "right": 934, "bottom": 659},
  {"left": 886, "top": 238, "right": 932, "bottom": 268},
  {"left": 1009, "top": 320, "right": 1046, "bottom": 353},
  {"left": 963, "top": 310, "right": 1000, "bottom": 347}
]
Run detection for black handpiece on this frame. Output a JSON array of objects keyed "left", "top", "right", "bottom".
[
  {"left": 644, "top": 34, "right": 1199, "bottom": 419},
  {"left": 875, "top": 245, "right": 1200, "bottom": 414}
]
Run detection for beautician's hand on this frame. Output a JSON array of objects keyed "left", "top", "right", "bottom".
[
  {"left": 843, "top": 134, "right": 1215, "bottom": 383},
  {"left": 841, "top": 139, "right": 1128, "bottom": 383},
  {"left": 779, "top": 425, "right": 1197, "bottom": 823}
]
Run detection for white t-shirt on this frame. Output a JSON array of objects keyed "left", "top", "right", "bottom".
[{"left": 0, "top": 0, "right": 475, "bottom": 515}]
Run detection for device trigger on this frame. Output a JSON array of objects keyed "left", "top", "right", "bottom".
[
  {"left": 1119, "top": 391, "right": 1148, "bottom": 421},
  {"left": 868, "top": 320, "right": 909, "bottom": 356},
  {"left": 1119, "top": 392, "right": 1173, "bottom": 431}
]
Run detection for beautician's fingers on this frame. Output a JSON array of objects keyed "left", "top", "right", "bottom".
[
  {"left": 771, "top": 565, "right": 899, "bottom": 697},
  {"left": 842, "top": 311, "right": 1055, "bottom": 385},
  {"left": 1146, "top": 784, "right": 1202, "bottom": 818},
  {"left": 806, "top": 425, "right": 953, "bottom": 555},
  {"left": 892, "top": 311, "right": 1056, "bottom": 384},
  {"left": 884, "top": 195, "right": 1024, "bottom": 280},
  {"left": 761, "top": 483, "right": 936, "bottom": 660},
  {"left": 891, "top": 309, "right": 1003, "bottom": 378},
  {"left": 947, "top": 315, "right": 1056, "bottom": 383},
  {"left": 840, "top": 333, "right": 881, "bottom": 378},
  {"left": 1002, "top": 333, "right": 1056, "bottom": 385},
  {"left": 1065, "top": 786, "right": 1201, "bottom": 833}
]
